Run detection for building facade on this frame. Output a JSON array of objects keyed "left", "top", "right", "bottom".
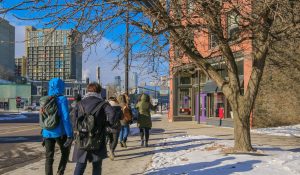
[
  {"left": 0, "top": 18, "right": 15, "bottom": 81},
  {"left": 15, "top": 56, "right": 27, "bottom": 77},
  {"left": 168, "top": 1, "right": 252, "bottom": 124},
  {"left": 0, "top": 84, "right": 31, "bottom": 112},
  {"left": 129, "top": 72, "right": 138, "bottom": 89},
  {"left": 25, "top": 26, "right": 82, "bottom": 81},
  {"left": 168, "top": 1, "right": 299, "bottom": 127}
]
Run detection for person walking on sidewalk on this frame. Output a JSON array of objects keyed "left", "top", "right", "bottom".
[
  {"left": 41, "top": 78, "right": 74, "bottom": 175},
  {"left": 136, "top": 94, "right": 156, "bottom": 147},
  {"left": 72, "top": 83, "right": 116, "bottom": 175},
  {"left": 106, "top": 97, "right": 123, "bottom": 160},
  {"left": 219, "top": 105, "right": 225, "bottom": 126},
  {"left": 118, "top": 94, "right": 132, "bottom": 148}
]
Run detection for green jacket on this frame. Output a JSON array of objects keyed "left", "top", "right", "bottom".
[{"left": 136, "top": 94, "right": 156, "bottom": 128}]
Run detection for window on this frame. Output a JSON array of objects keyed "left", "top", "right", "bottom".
[
  {"left": 65, "top": 88, "right": 72, "bottom": 96},
  {"left": 180, "top": 76, "right": 191, "bottom": 85},
  {"left": 227, "top": 12, "right": 239, "bottom": 39},
  {"left": 186, "top": 0, "right": 194, "bottom": 14},
  {"left": 82, "top": 88, "right": 86, "bottom": 96},
  {"left": 173, "top": 44, "right": 181, "bottom": 59},
  {"left": 236, "top": 59, "right": 244, "bottom": 75},
  {"left": 174, "top": 0, "right": 182, "bottom": 19},
  {"left": 37, "top": 86, "right": 42, "bottom": 96},
  {"left": 210, "top": 33, "right": 218, "bottom": 49}
]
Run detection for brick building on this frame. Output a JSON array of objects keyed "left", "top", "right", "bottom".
[{"left": 168, "top": 1, "right": 299, "bottom": 127}]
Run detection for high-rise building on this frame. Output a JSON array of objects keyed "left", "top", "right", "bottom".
[
  {"left": 0, "top": 18, "right": 15, "bottom": 80},
  {"left": 114, "top": 76, "right": 121, "bottom": 88},
  {"left": 129, "top": 72, "right": 138, "bottom": 89},
  {"left": 15, "top": 56, "right": 27, "bottom": 77},
  {"left": 25, "top": 26, "right": 82, "bottom": 81}
]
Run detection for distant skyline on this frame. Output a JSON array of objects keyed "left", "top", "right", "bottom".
[{"left": 5, "top": 13, "right": 168, "bottom": 85}]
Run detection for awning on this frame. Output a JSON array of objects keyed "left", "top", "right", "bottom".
[
  {"left": 202, "top": 75, "right": 244, "bottom": 93},
  {"left": 202, "top": 81, "right": 220, "bottom": 93}
]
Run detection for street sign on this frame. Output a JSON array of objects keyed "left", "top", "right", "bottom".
[
  {"left": 159, "top": 90, "right": 169, "bottom": 96},
  {"left": 16, "top": 96, "right": 21, "bottom": 102},
  {"left": 16, "top": 96, "right": 22, "bottom": 108}
]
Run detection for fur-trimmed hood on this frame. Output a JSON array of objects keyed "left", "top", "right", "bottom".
[{"left": 109, "top": 100, "right": 121, "bottom": 107}]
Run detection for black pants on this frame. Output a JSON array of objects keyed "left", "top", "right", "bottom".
[
  {"left": 107, "top": 132, "right": 120, "bottom": 152},
  {"left": 44, "top": 136, "right": 70, "bottom": 175},
  {"left": 139, "top": 128, "right": 150, "bottom": 142},
  {"left": 74, "top": 159, "right": 103, "bottom": 175}
]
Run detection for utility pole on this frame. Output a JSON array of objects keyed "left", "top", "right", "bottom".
[{"left": 125, "top": 4, "right": 129, "bottom": 95}]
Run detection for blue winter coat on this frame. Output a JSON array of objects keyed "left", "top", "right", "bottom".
[{"left": 42, "top": 78, "right": 73, "bottom": 138}]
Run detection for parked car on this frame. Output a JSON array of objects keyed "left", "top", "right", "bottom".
[
  {"left": 179, "top": 107, "right": 191, "bottom": 115},
  {"left": 24, "top": 105, "right": 36, "bottom": 111}
]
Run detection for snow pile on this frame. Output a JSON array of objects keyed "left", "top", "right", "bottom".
[
  {"left": 251, "top": 125, "right": 300, "bottom": 137},
  {"left": 152, "top": 114, "right": 165, "bottom": 118},
  {"left": 145, "top": 135, "right": 300, "bottom": 175},
  {"left": 0, "top": 114, "right": 27, "bottom": 121},
  {"left": 129, "top": 114, "right": 164, "bottom": 136},
  {"left": 20, "top": 111, "right": 39, "bottom": 114}
]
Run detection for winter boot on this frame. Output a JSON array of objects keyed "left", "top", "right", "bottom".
[
  {"left": 122, "top": 141, "right": 127, "bottom": 148},
  {"left": 108, "top": 148, "right": 114, "bottom": 160},
  {"left": 141, "top": 140, "right": 144, "bottom": 146}
]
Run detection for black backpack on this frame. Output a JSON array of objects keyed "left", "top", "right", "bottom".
[
  {"left": 106, "top": 106, "right": 122, "bottom": 133},
  {"left": 76, "top": 101, "right": 107, "bottom": 151},
  {"left": 39, "top": 95, "right": 60, "bottom": 130}
]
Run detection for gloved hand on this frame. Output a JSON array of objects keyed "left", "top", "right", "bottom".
[{"left": 63, "top": 137, "right": 73, "bottom": 148}]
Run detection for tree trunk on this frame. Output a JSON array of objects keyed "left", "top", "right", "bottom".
[{"left": 232, "top": 107, "right": 254, "bottom": 152}]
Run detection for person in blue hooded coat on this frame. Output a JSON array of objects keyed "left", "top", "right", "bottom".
[{"left": 42, "top": 78, "right": 73, "bottom": 175}]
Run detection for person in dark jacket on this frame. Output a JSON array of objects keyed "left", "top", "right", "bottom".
[
  {"left": 72, "top": 83, "right": 116, "bottom": 175},
  {"left": 118, "top": 94, "right": 132, "bottom": 148},
  {"left": 42, "top": 78, "right": 73, "bottom": 175},
  {"left": 136, "top": 94, "right": 156, "bottom": 147},
  {"left": 107, "top": 97, "right": 123, "bottom": 160}
]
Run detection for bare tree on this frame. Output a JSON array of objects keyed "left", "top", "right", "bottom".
[{"left": 1, "top": 0, "right": 299, "bottom": 152}]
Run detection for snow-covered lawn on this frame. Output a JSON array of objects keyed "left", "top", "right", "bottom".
[
  {"left": 251, "top": 125, "right": 300, "bottom": 137},
  {"left": 145, "top": 135, "right": 300, "bottom": 175}
]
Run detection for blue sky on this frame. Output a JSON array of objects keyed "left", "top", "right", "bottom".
[{"left": 2, "top": 2, "right": 169, "bottom": 85}]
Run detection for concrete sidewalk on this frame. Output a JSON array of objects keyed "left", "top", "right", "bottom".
[{"left": 3, "top": 114, "right": 300, "bottom": 175}]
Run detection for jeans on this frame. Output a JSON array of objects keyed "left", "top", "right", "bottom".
[
  {"left": 107, "top": 132, "right": 120, "bottom": 152},
  {"left": 74, "top": 159, "right": 103, "bottom": 175},
  {"left": 119, "top": 125, "right": 130, "bottom": 142},
  {"left": 139, "top": 128, "right": 150, "bottom": 142},
  {"left": 44, "top": 136, "right": 70, "bottom": 175}
]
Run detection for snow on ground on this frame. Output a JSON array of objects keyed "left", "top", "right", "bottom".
[
  {"left": 152, "top": 114, "right": 165, "bottom": 118},
  {"left": 145, "top": 135, "right": 300, "bottom": 175},
  {"left": 251, "top": 125, "right": 300, "bottom": 137},
  {"left": 0, "top": 114, "right": 27, "bottom": 121},
  {"left": 20, "top": 111, "right": 39, "bottom": 114},
  {"left": 130, "top": 114, "right": 165, "bottom": 136}
]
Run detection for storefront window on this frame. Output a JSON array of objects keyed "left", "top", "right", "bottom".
[
  {"left": 180, "top": 76, "right": 191, "bottom": 85},
  {"left": 178, "top": 88, "right": 191, "bottom": 115}
]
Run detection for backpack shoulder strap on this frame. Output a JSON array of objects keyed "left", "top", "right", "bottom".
[
  {"left": 90, "top": 101, "right": 107, "bottom": 115},
  {"left": 78, "top": 102, "right": 85, "bottom": 115}
]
